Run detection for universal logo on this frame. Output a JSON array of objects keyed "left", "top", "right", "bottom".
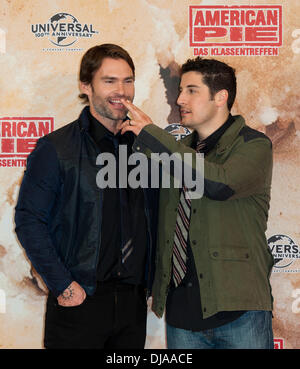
[
  {"left": 164, "top": 123, "right": 191, "bottom": 141},
  {"left": 268, "top": 234, "right": 300, "bottom": 273},
  {"left": 31, "top": 12, "right": 98, "bottom": 51}
]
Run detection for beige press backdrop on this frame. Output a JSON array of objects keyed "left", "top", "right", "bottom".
[{"left": 0, "top": 0, "right": 299, "bottom": 349}]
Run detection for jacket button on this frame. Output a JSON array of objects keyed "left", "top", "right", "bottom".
[
  {"left": 166, "top": 240, "right": 170, "bottom": 244},
  {"left": 192, "top": 240, "right": 197, "bottom": 245},
  {"left": 213, "top": 251, "right": 219, "bottom": 257}
]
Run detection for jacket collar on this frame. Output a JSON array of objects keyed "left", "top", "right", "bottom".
[
  {"left": 215, "top": 115, "right": 245, "bottom": 155},
  {"left": 182, "top": 115, "right": 245, "bottom": 155},
  {"left": 78, "top": 105, "right": 131, "bottom": 135},
  {"left": 78, "top": 106, "right": 92, "bottom": 131}
]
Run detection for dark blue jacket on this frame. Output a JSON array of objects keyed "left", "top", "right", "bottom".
[{"left": 15, "top": 107, "right": 158, "bottom": 297}]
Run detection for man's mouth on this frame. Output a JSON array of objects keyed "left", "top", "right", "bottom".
[
  {"left": 180, "top": 109, "right": 191, "bottom": 116},
  {"left": 108, "top": 98, "right": 126, "bottom": 109}
]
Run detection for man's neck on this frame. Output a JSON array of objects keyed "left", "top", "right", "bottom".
[
  {"left": 195, "top": 111, "right": 230, "bottom": 140},
  {"left": 89, "top": 107, "right": 122, "bottom": 135}
]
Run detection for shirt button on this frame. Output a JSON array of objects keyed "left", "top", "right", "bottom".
[{"left": 136, "top": 146, "right": 140, "bottom": 151}]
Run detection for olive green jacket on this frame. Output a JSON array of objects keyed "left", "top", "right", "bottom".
[{"left": 133, "top": 115, "right": 274, "bottom": 319}]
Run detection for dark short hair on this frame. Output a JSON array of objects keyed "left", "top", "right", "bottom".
[
  {"left": 180, "top": 57, "right": 236, "bottom": 111},
  {"left": 79, "top": 43, "right": 135, "bottom": 104}
]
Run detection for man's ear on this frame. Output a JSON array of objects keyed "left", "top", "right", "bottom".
[
  {"left": 79, "top": 81, "right": 91, "bottom": 97},
  {"left": 215, "top": 89, "right": 228, "bottom": 108}
]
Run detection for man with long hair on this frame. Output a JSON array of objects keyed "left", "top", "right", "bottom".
[{"left": 15, "top": 44, "right": 158, "bottom": 349}]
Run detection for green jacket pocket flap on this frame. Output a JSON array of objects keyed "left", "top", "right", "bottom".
[{"left": 209, "top": 246, "right": 250, "bottom": 261}]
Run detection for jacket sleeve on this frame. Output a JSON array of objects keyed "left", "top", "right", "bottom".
[
  {"left": 14, "top": 137, "right": 74, "bottom": 297},
  {"left": 133, "top": 124, "right": 273, "bottom": 201}
]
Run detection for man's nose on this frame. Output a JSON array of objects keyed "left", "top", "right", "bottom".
[
  {"left": 116, "top": 82, "right": 125, "bottom": 96},
  {"left": 177, "top": 91, "right": 185, "bottom": 106}
]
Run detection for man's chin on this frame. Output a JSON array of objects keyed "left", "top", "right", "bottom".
[
  {"left": 180, "top": 119, "right": 191, "bottom": 128},
  {"left": 116, "top": 112, "right": 128, "bottom": 121},
  {"left": 96, "top": 110, "right": 127, "bottom": 122},
  {"left": 110, "top": 107, "right": 128, "bottom": 119}
]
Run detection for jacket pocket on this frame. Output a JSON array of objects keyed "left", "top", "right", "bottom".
[
  {"left": 209, "top": 245, "right": 250, "bottom": 261},
  {"left": 208, "top": 245, "right": 257, "bottom": 307}
]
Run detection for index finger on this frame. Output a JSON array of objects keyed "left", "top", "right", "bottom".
[{"left": 120, "top": 98, "right": 142, "bottom": 115}]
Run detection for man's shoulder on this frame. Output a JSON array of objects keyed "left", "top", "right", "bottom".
[
  {"left": 38, "top": 116, "right": 82, "bottom": 159},
  {"left": 44, "top": 107, "right": 89, "bottom": 151},
  {"left": 231, "top": 115, "right": 269, "bottom": 143},
  {"left": 26, "top": 118, "right": 80, "bottom": 167},
  {"left": 46, "top": 118, "right": 79, "bottom": 142},
  {"left": 238, "top": 124, "right": 272, "bottom": 145}
]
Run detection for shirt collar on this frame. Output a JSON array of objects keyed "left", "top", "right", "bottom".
[
  {"left": 87, "top": 108, "right": 134, "bottom": 146},
  {"left": 194, "top": 114, "right": 235, "bottom": 154}
]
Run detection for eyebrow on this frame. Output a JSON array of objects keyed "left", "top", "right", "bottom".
[
  {"left": 179, "top": 84, "right": 201, "bottom": 90},
  {"left": 101, "top": 76, "right": 134, "bottom": 80}
]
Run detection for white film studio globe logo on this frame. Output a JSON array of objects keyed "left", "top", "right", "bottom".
[
  {"left": 48, "top": 13, "right": 79, "bottom": 47},
  {"left": 164, "top": 123, "right": 191, "bottom": 141},
  {"left": 31, "top": 12, "right": 98, "bottom": 48},
  {"left": 268, "top": 234, "right": 300, "bottom": 270}
]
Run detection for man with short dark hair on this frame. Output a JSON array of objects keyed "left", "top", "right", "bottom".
[
  {"left": 120, "top": 57, "right": 275, "bottom": 349},
  {"left": 15, "top": 44, "right": 158, "bottom": 349}
]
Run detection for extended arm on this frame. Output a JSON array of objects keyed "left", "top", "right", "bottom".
[{"left": 14, "top": 138, "right": 84, "bottom": 303}]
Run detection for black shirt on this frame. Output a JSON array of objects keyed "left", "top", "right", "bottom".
[
  {"left": 88, "top": 110, "right": 148, "bottom": 286},
  {"left": 166, "top": 114, "right": 245, "bottom": 331}
]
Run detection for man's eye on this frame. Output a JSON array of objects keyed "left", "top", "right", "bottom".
[{"left": 188, "top": 89, "right": 195, "bottom": 94}]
